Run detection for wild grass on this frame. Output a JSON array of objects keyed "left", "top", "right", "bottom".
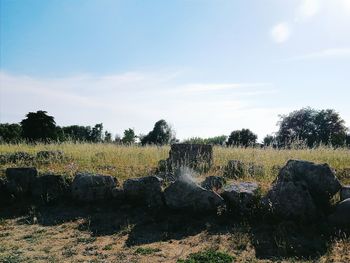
[{"left": 0, "top": 143, "right": 349, "bottom": 185}]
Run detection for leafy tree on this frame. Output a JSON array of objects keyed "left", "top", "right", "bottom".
[
  {"left": 141, "top": 120, "right": 176, "bottom": 145},
  {"left": 0, "top": 123, "right": 22, "bottom": 143},
  {"left": 314, "top": 109, "right": 347, "bottom": 146},
  {"left": 62, "top": 125, "right": 92, "bottom": 141},
  {"left": 104, "top": 131, "right": 112, "bottom": 143},
  {"left": 89, "top": 123, "right": 103, "bottom": 142},
  {"left": 227, "top": 129, "right": 257, "bottom": 147},
  {"left": 263, "top": 134, "right": 276, "bottom": 147},
  {"left": 122, "top": 128, "right": 136, "bottom": 144},
  {"left": 277, "top": 108, "right": 347, "bottom": 147},
  {"left": 20, "top": 111, "right": 57, "bottom": 142},
  {"left": 183, "top": 135, "right": 227, "bottom": 145}
]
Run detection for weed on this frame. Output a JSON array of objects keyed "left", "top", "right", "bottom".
[
  {"left": 134, "top": 247, "right": 161, "bottom": 255},
  {"left": 177, "top": 249, "right": 235, "bottom": 263}
]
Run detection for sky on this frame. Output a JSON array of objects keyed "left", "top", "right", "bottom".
[{"left": 1, "top": 0, "right": 350, "bottom": 141}]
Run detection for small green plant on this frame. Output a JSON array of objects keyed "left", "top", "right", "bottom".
[
  {"left": 76, "top": 236, "right": 96, "bottom": 244},
  {"left": 177, "top": 249, "right": 234, "bottom": 263},
  {"left": 103, "top": 244, "right": 113, "bottom": 251},
  {"left": 0, "top": 253, "right": 23, "bottom": 263},
  {"left": 134, "top": 247, "right": 161, "bottom": 255}
]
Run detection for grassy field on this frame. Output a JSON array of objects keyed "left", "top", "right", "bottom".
[
  {"left": 1, "top": 143, "right": 350, "bottom": 262},
  {"left": 0, "top": 143, "right": 349, "bottom": 185}
]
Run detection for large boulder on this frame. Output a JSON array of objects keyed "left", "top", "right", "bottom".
[
  {"left": 6, "top": 167, "right": 38, "bottom": 197},
  {"left": 123, "top": 176, "right": 164, "bottom": 208},
  {"left": 201, "top": 176, "right": 226, "bottom": 192},
  {"left": 340, "top": 186, "right": 350, "bottom": 201},
  {"left": 263, "top": 160, "right": 341, "bottom": 222},
  {"left": 221, "top": 182, "right": 260, "bottom": 214},
  {"left": 328, "top": 198, "right": 350, "bottom": 227},
  {"left": 71, "top": 173, "right": 118, "bottom": 202},
  {"left": 0, "top": 177, "right": 11, "bottom": 204},
  {"left": 168, "top": 144, "right": 213, "bottom": 173},
  {"left": 32, "top": 174, "right": 71, "bottom": 202},
  {"left": 164, "top": 178, "right": 224, "bottom": 212},
  {"left": 263, "top": 181, "right": 318, "bottom": 221}
]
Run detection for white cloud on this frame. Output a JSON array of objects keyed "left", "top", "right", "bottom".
[
  {"left": 0, "top": 71, "right": 279, "bottom": 140},
  {"left": 271, "top": 23, "right": 291, "bottom": 43},
  {"left": 297, "top": 0, "right": 320, "bottom": 20},
  {"left": 288, "top": 48, "right": 350, "bottom": 60}
]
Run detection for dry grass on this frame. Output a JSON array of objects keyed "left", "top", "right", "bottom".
[{"left": 0, "top": 143, "right": 349, "bottom": 185}]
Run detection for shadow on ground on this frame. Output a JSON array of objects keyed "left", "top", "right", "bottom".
[{"left": 0, "top": 201, "right": 345, "bottom": 261}]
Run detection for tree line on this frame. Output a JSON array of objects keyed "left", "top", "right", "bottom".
[{"left": 0, "top": 108, "right": 349, "bottom": 147}]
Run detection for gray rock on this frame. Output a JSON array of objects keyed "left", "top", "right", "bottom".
[
  {"left": 263, "top": 181, "right": 318, "bottom": 221},
  {"left": 32, "top": 174, "right": 71, "bottom": 202},
  {"left": 0, "top": 177, "right": 11, "bottom": 204},
  {"left": 168, "top": 144, "right": 213, "bottom": 173},
  {"left": 276, "top": 160, "right": 341, "bottom": 208},
  {"left": 263, "top": 160, "right": 341, "bottom": 221},
  {"left": 164, "top": 178, "right": 224, "bottom": 212},
  {"left": 221, "top": 182, "right": 260, "bottom": 214},
  {"left": 123, "top": 176, "right": 163, "bottom": 208},
  {"left": 328, "top": 198, "right": 350, "bottom": 226},
  {"left": 200, "top": 176, "right": 226, "bottom": 191},
  {"left": 340, "top": 186, "right": 350, "bottom": 201},
  {"left": 6, "top": 167, "right": 38, "bottom": 196},
  {"left": 223, "top": 160, "right": 245, "bottom": 179},
  {"left": 71, "top": 173, "right": 118, "bottom": 202}
]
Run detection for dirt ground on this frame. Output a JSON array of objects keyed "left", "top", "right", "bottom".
[{"left": 0, "top": 202, "right": 349, "bottom": 263}]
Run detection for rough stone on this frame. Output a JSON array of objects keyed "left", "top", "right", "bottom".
[
  {"left": 164, "top": 178, "right": 224, "bottom": 212},
  {"left": 71, "top": 173, "right": 118, "bottom": 202},
  {"left": 263, "top": 181, "right": 318, "bottom": 221},
  {"left": 32, "top": 174, "right": 71, "bottom": 202},
  {"left": 168, "top": 144, "right": 213, "bottom": 172},
  {"left": 276, "top": 160, "right": 341, "bottom": 209},
  {"left": 340, "top": 186, "right": 350, "bottom": 201},
  {"left": 0, "top": 177, "right": 11, "bottom": 204},
  {"left": 6, "top": 167, "right": 38, "bottom": 197},
  {"left": 200, "top": 176, "right": 226, "bottom": 191},
  {"left": 328, "top": 198, "right": 350, "bottom": 227},
  {"left": 221, "top": 182, "right": 260, "bottom": 214},
  {"left": 123, "top": 176, "right": 164, "bottom": 208},
  {"left": 263, "top": 160, "right": 341, "bottom": 221}
]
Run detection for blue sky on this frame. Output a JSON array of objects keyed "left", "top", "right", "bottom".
[{"left": 1, "top": 0, "right": 350, "bottom": 141}]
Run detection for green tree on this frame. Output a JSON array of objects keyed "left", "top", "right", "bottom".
[
  {"left": 122, "top": 128, "right": 136, "bottom": 144},
  {"left": 0, "top": 123, "right": 22, "bottom": 143},
  {"left": 277, "top": 108, "right": 347, "bottom": 147},
  {"left": 20, "top": 111, "right": 57, "bottom": 142},
  {"left": 141, "top": 120, "right": 176, "bottom": 145},
  {"left": 62, "top": 125, "right": 91, "bottom": 141},
  {"left": 104, "top": 131, "right": 112, "bottom": 143},
  {"left": 263, "top": 134, "right": 276, "bottom": 147},
  {"left": 89, "top": 123, "right": 103, "bottom": 142},
  {"left": 227, "top": 129, "right": 257, "bottom": 147}
]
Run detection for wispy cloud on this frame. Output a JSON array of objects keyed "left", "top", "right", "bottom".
[
  {"left": 0, "top": 71, "right": 279, "bottom": 140},
  {"left": 287, "top": 48, "right": 350, "bottom": 61}
]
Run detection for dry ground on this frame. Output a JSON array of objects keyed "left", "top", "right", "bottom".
[{"left": 0, "top": 202, "right": 350, "bottom": 263}]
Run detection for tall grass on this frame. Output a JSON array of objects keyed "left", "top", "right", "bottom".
[{"left": 0, "top": 143, "right": 349, "bottom": 185}]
